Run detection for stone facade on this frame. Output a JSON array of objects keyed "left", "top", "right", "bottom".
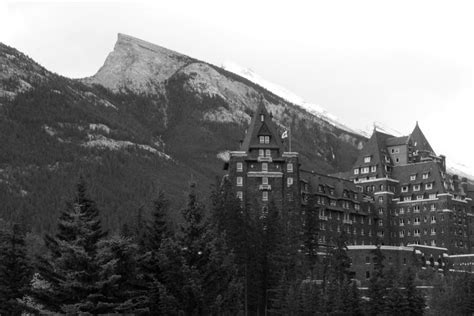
[{"left": 224, "top": 102, "right": 474, "bottom": 276}]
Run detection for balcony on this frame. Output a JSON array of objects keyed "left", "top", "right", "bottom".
[
  {"left": 343, "top": 219, "right": 353, "bottom": 225},
  {"left": 259, "top": 184, "right": 272, "bottom": 191},
  {"left": 319, "top": 215, "right": 328, "bottom": 221},
  {"left": 257, "top": 156, "right": 272, "bottom": 162},
  {"left": 414, "top": 233, "right": 421, "bottom": 237},
  {"left": 414, "top": 222, "right": 420, "bottom": 226},
  {"left": 431, "top": 232, "right": 436, "bottom": 236},
  {"left": 431, "top": 220, "right": 436, "bottom": 224},
  {"left": 399, "top": 223, "right": 405, "bottom": 227}
]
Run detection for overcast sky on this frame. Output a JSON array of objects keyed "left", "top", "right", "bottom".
[{"left": 2, "top": 0, "right": 474, "bottom": 174}]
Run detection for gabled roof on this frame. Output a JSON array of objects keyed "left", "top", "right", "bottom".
[
  {"left": 386, "top": 136, "right": 409, "bottom": 147},
  {"left": 391, "top": 161, "right": 446, "bottom": 194},
  {"left": 303, "top": 171, "right": 362, "bottom": 202},
  {"left": 240, "top": 101, "right": 285, "bottom": 152},
  {"left": 409, "top": 122, "right": 435, "bottom": 155},
  {"left": 351, "top": 129, "right": 394, "bottom": 178}
]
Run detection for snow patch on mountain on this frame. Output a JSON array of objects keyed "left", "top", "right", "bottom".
[
  {"left": 221, "top": 61, "right": 364, "bottom": 136},
  {"left": 83, "top": 134, "right": 172, "bottom": 160}
]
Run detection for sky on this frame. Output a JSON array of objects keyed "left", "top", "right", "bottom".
[{"left": 1, "top": 0, "right": 474, "bottom": 174}]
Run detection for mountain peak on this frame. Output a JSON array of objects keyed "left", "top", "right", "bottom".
[{"left": 84, "top": 33, "right": 192, "bottom": 94}]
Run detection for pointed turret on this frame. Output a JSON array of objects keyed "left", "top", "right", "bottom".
[
  {"left": 240, "top": 100, "right": 285, "bottom": 154},
  {"left": 409, "top": 122, "right": 435, "bottom": 157}
]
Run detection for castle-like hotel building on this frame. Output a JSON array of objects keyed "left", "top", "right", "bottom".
[{"left": 225, "top": 102, "right": 474, "bottom": 281}]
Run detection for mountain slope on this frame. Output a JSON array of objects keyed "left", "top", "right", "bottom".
[{"left": 0, "top": 34, "right": 367, "bottom": 234}]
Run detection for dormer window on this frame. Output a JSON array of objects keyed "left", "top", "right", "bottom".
[
  {"left": 371, "top": 166, "right": 377, "bottom": 172},
  {"left": 413, "top": 184, "right": 420, "bottom": 191},
  {"left": 364, "top": 156, "right": 371, "bottom": 163},
  {"left": 236, "top": 162, "right": 243, "bottom": 172},
  {"left": 262, "top": 163, "right": 268, "bottom": 172},
  {"left": 361, "top": 167, "right": 369, "bottom": 174},
  {"left": 410, "top": 174, "right": 416, "bottom": 181},
  {"left": 265, "top": 149, "right": 271, "bottom": 157},
  {"left": 354, "top": 168, "right": 359, "bottom": 175},
  {"left": 260, "top": 114, "right": 264, "bottom": 122},
  {"left": 259, "top": 149, "right": 264, "bottom": 157},
  {"left": 422, "top": 173, "right": 429, "bottom": 179},
  {"left": 425, "top": 183, "right": 433, "bottom": 190},
  {"left": 287, "top": 163, "right": 293, "bottom": 172}
]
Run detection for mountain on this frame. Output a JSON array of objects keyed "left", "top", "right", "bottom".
[
  {"left": 0, "top": 33, "right": 367, "bottom": 233},
  {"left": 221, "top": 61, "right": 367, "bottom": 136}
]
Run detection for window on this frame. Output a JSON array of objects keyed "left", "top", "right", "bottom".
[
  {"left": 364, "top": 156, "right": 371, "bottom": 163},
  {"left": 378, "top": 208, "right": 384, "bottom": 214},
  {"left": 260, "top": 114, "right": 264, "bottom": 122},
  {"left": 379, "top": 220, "right": 383, "bottom": 227},
  {"left": 404, "top": 196, "right": 412, "bottom": 201},
  {"left": 287, "top": 163, "right": 293, "bottom": 172},
  {"left": 259, "top": 149, "right": 264, "bottom": 157},
  {"left": 236, "top": 177, "right": 243, "bottom": 186},
  {"left": 259, "top": 136, "right": 265, "bottom": 144},
  {"left": 361, "top": 167, "right": 370, "bottom": 174},
  {"left": 265, "top": 149, "right": 271, "bottom": 157},
  {"left": 262, "top": 163, "right": 268, "bottom": 171},
  {"left": 422, "top": 173, "right": 429, "bottom": 179},
  {"left": 366, "top": 271, "right": 370, "bottom": 279},
  {"left": 287, "top": 177, "right": 293, "bottom": 187},
  {"left": 355, "top": 204, "right": 360, "bottom": 210},
  {"left": 371, "top": 165, "right": 377, "bottom": 172},
  {"left": 402, "top": 186, "right": 408, "bottom": 192},
  {"left": 414, "top": 205, "right": 420, "bottom": 213},
  {"left": 413, "top": 184, "right": 420, "bottom": 191},
  {"left": 262, "top": 177, "right": 268, "bottom": 185},
  {"left": 265, "top": 136, "right": 270, "bottom": 144},
  {"left": 236, "top": 162, "right": 243, "bottom": 172},
  {"left": 378, "top": 196, "right": 384, "bottom": 203},
  {"left": 236, "top": 191, "right": 243, "bottom": 200},
  {"left": 414, "top": 217, "right": 420, "bottom": 225},
  {"left": 354, "top": 168, "right": 359, "bottom": 175},
  {"left": 366, "top": 256, "right": 370, "bottom": 264},
  {"left": 417, "top": 195, "right": 423, "bottom": 200},
  {"left": 410, "top": 174, "right": 416, "bottom": 181},
  {"left": 429, "top": 194, "right": 436, "bottom": 199},
  {"left": 262, "top": 191, "right": 268, "bottom": 201},
  {"left": 425, "top": 183, "right": 433, "bottom": 190}
]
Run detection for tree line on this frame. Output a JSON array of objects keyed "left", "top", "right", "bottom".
[{"left": 0, "top": 177, "right": 458, "bottom": 315}]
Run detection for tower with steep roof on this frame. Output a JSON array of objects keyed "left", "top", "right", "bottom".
[{"left": 225, "top": 101, "right": 300, "bottom": 214}]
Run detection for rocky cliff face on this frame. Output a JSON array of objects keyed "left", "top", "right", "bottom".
[
  {"left": 0, "top": 34, "right": 367, "bottom": 234},
  {"left": 85, "top": 33, "right": 193, "bottom": 94}
]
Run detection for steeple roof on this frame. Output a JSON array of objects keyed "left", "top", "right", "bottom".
[
  {"left": 240, "top": 101, "right": 285, "bottom": 152},
  {"left": 352, "top": 129, "right": 394, "bottom": 178},
  {"left": 409, "top": 122, "right": 435, "bottom": 155}
]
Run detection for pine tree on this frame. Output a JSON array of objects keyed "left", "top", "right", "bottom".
[
  {"left": 31, "top": 177, "right": 107, "bottom": 313},
  {"left": 0, "top": 224, "right": 33, "bottom": 315},
  {"left": 301, "top": 196, "right": 319, "bottom": 279},
  {"left": 92, "top": 236, "right": 149, "bottom": 314},
  {"left": 179, "top": 183, "right": 243, "bottom": 314},
  {"left": 401, "top": 268, "right": 425, "bottom": 315},
  {"left": 366, "top": 244, "right": 387, "bottom": 316}
]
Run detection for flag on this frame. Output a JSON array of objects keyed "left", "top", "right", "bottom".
[{"left": 281, "top": 130, "right": 288, "bottom": 139}]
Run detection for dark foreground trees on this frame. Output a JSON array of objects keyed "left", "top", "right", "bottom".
[
  {"left": 2, "top": 177, "right": 436, "bottom": 315},
  {"left": 0, "top": 223, "right": 33, "bottom": 315}
]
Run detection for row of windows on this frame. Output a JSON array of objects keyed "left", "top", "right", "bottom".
[
  {"left": 315, "top": 196, "right": 360, "bottom": 210},
  {"left": 398, "top": 204, "right": 437, "bottom": 214},
  {"left": 401, "top": 183, "right": 433, "bottom": 192},
  {"left": 409, "top": 172, "right": 430, "bottom": 181},
  {"left": 354, "top": 165, "right": 377, "bottom": 174},
  {"left": 399, "top": 215, "right": 437, "bottom": 225},
  {"left": 236, "top": 176, "right": 293, "bottom": 187},
  {"left": 401, "top": 193, "right": 436, "bottom": 201},
  {"left": 235, "top": 162, "right": 294, "bottom": 172}
]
